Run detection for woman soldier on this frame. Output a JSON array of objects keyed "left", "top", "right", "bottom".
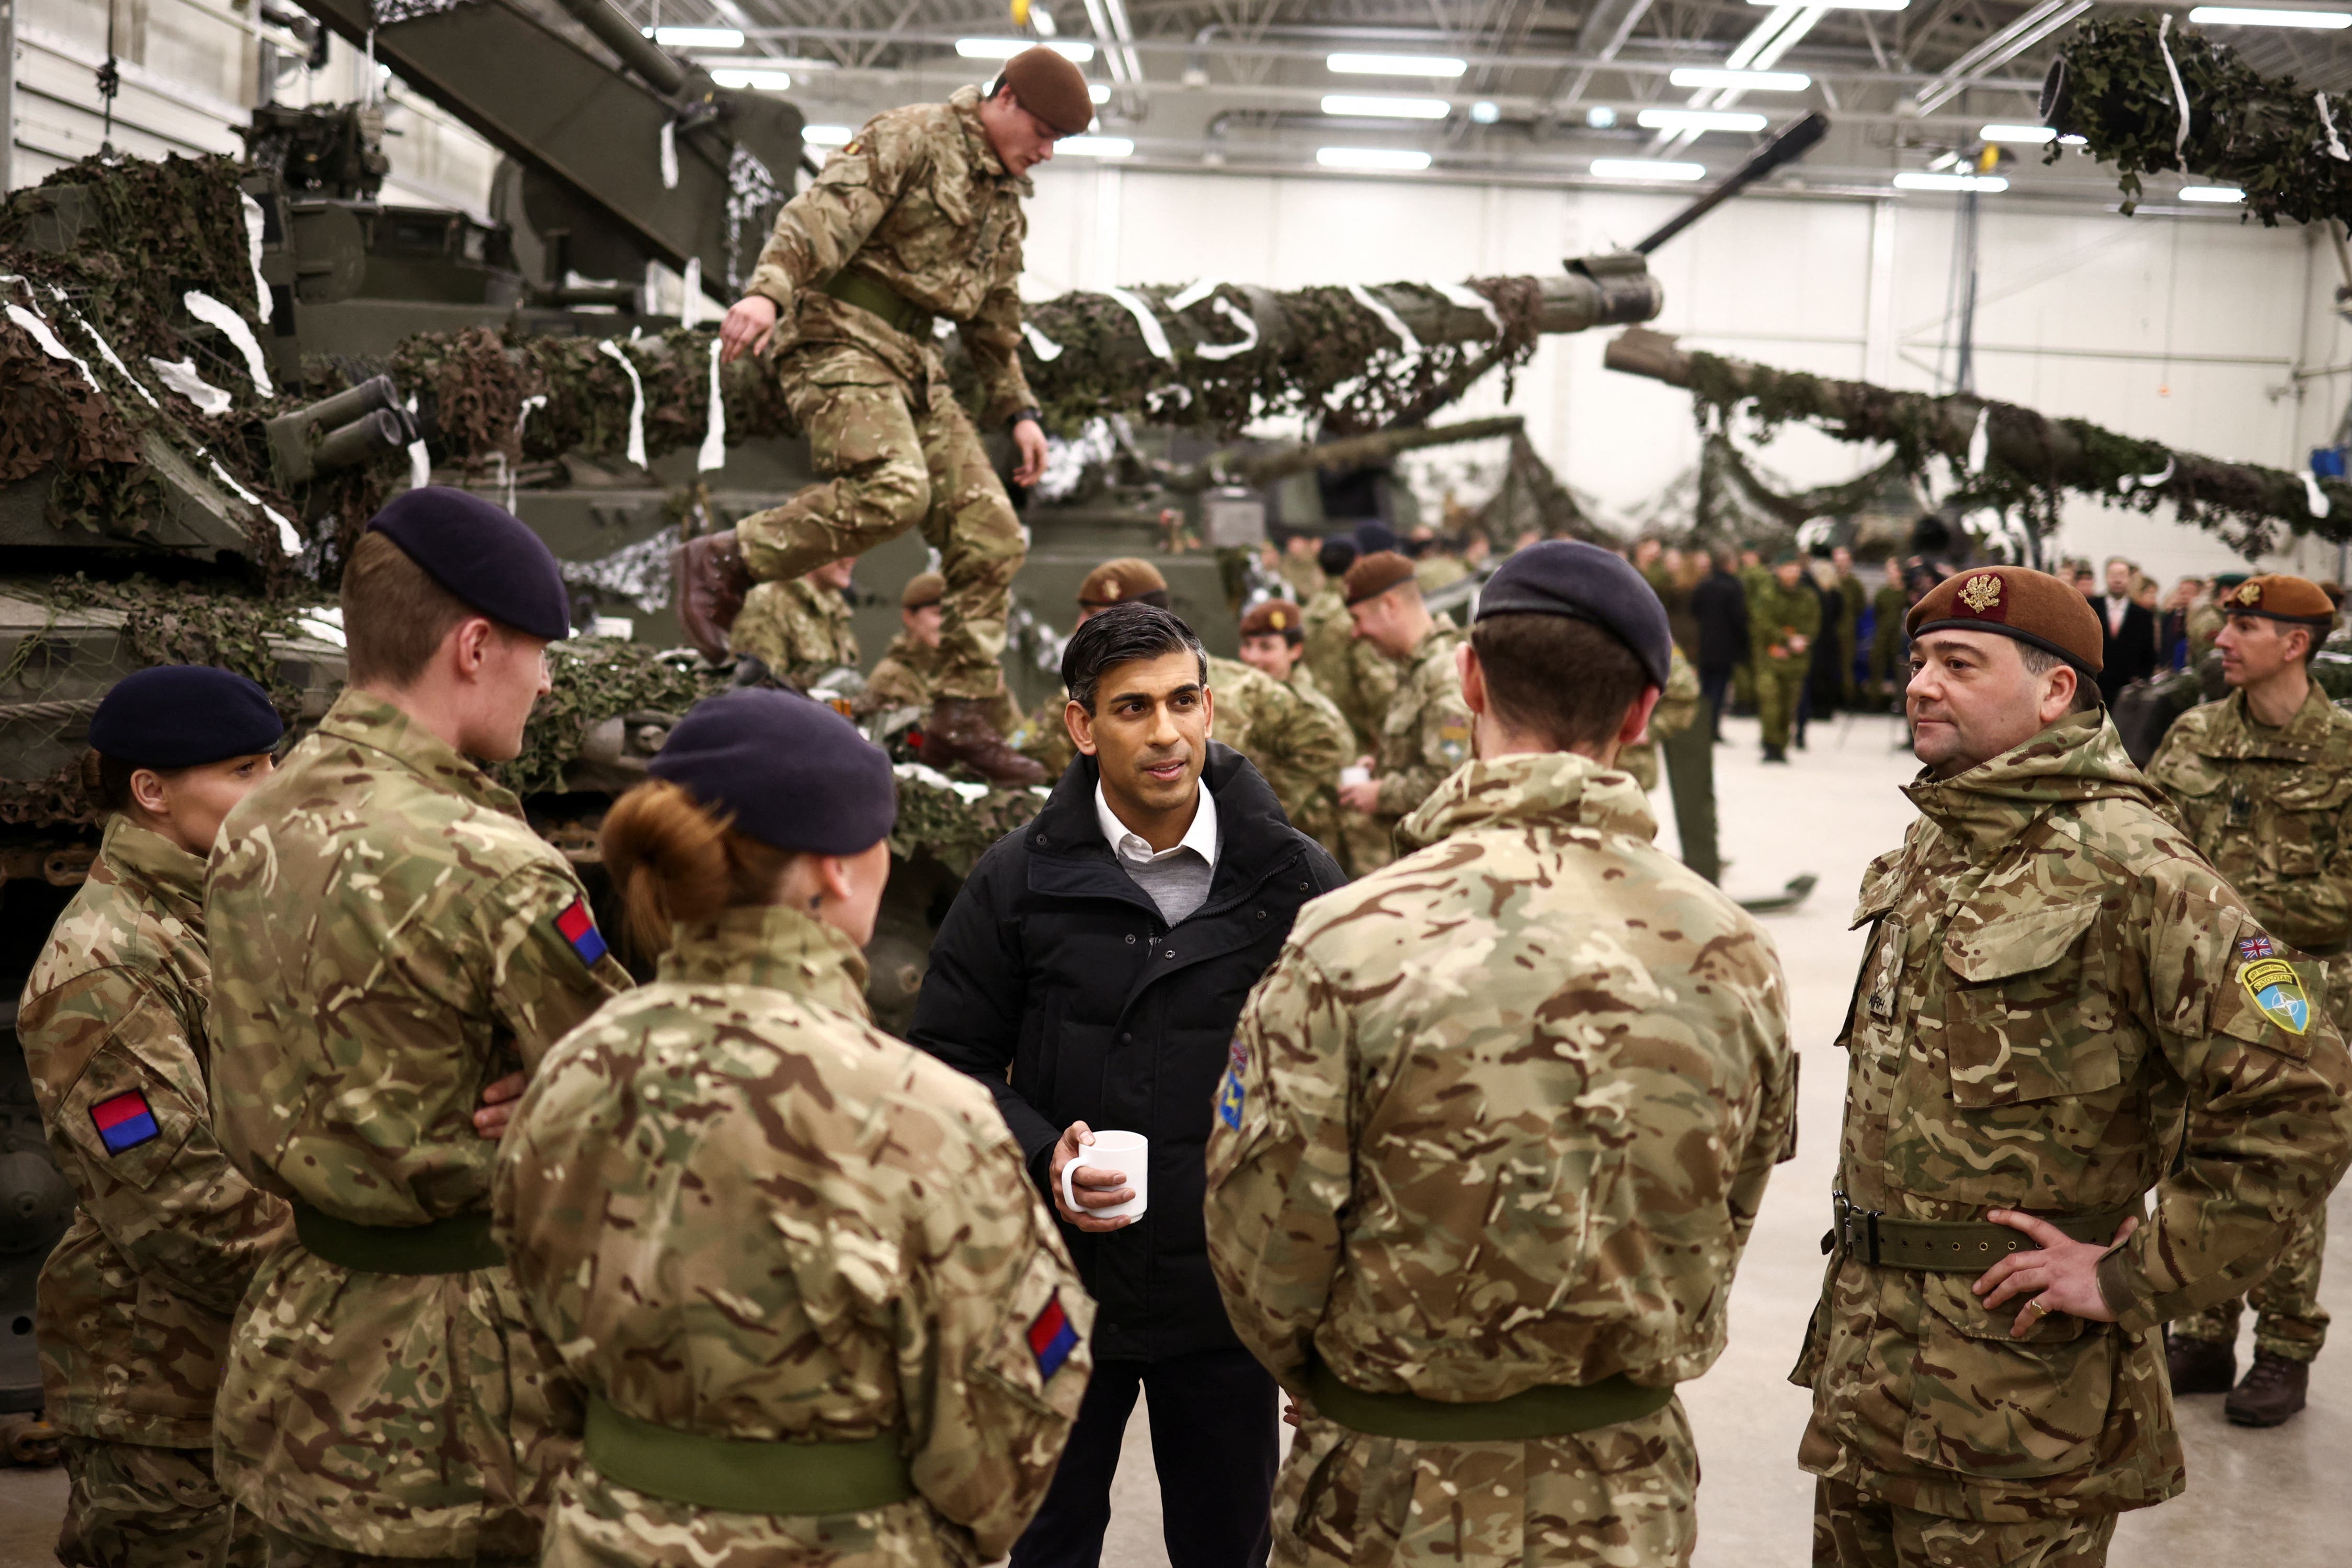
[
  {"left": 17, "top": 666, "right": 292, "bottom": 1568},
  {"left": 493, "top": 688, "right": 1092, "bottom": 1568}
]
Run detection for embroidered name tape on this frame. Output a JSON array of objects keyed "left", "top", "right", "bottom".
[
  {"left": 90, "top": 1090, "right": 159, "bottom": 1155},
  {"left": 555, "top": 897, "right": 608, "bottom": 967},
  {"left": 1027, "top": 1291, "right": 1078, "bottom": 1379}
]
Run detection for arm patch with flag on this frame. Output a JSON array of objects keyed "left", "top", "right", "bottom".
[
  {"left": 90, "top": 1090, "right": 159, "bottom": 1155},
  {"left": 1026, "top": 1291, "right": 1078, "bottom": 1379},
  {"left": 554, "top": 897, "right": 608, "bottom": 967}
]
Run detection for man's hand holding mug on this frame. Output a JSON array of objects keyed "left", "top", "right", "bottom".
[{"left": 1051, "top": 1121, "right": 1149, "bottom": 1232}]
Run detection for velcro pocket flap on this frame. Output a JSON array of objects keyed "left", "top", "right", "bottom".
[{"left": 1945, "top": 899, "right": 2102, "bottom": 983}]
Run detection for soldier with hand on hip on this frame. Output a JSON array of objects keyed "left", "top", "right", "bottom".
[{"left": 1796, "top": 565, "right": 2352, "bottom": 1568}]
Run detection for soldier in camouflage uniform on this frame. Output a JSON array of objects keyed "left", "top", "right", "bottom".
[
  {"left": 1797, "top": 565, "right": 2352, "bottom": 1567},
  {"left": 2144, "top": 573, "right": 2351, "bottom": 1426},
  {"left": 730, "top": 556, "right": 860, "bottom": 692},
  {"left": 1751, "top": 552, "right": 1820, "bottom": 763},
  {"left": 1617, "top": 643, "right": 1700, "bottom": 794},
  {"left": 680, "top": 48, "right": 1098, "bottom": 787},
  {"left": 205, "top": 493, "right": 633, "bottom": 1568},
  {"left": 495, "top": 690, "right": 1090, "bottom": 1568},
  {"left": 1237, "top": 598, "right": 1354, "bottom": 872},
  {"left": 1866, "top": 558, "right": 1909, "bottom": 712},
  {"left": 863, "top": 570, "right": 947, "bottom": 712},
  {"left": 1335, "top": 553, "right": 1473, "bottom": 873},
  {"left": 1300, "top": 538, "right": 1401, "bottom": 756},
  {"left": 1208, "top": 542, "right": 1796, "bottom": 1568},
  {"left": 18, "top": 668, "right": 293, "bottom": 1568}
]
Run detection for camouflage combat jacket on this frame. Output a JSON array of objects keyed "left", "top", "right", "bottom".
[
  {"left": 732, "top": 575, "right": 861, "bottom": 690},
  {"left": 747, "top": 86, "right": 1036, "bottom": 426},
  {"left": 494, "top": 905, "right": 1091, "bottom": 1568},
  {"left": 1301, "top": 586, "right": 1400, "bottom": 753},
  {"left": 2145, "top": 683, "right": 2352, "bottom": 956},
  {"left": 1750, "top": 577, "right": 1822, "bottom": 666},
  {"left": 1206, "top": 750, "right": 1796, "bottom": 1399},
  {"left": 1795, "top": 711, "right": 2352, "bottom": 1521},
  {"left": 206, "top": 689, "right": 631, "bottom": 1558},
  {"left": 1620, "top": 644, "right": 1700, "bottom": 794},
  {"left": 865, "top": 630, "right": 945, "bottom": 713},
  {"left": 1371, "top": 622, "right": 1472, "bottom": 819},
  {"left": 1207, "top": 654, "right": 1348, "bottom": 832},
  {"left": 16, "top": 817, "right": 289, "bottom": 1448}
]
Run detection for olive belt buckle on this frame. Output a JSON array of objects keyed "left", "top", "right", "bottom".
[{"left": 1831, "top": 1190, "right": 1883, "bottom": 1265}]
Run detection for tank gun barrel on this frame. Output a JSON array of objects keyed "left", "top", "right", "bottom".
[
  {"left": 550, "top": 0, "right": 692, "bottom": 97},
  {"left": 1632, "top": 111, "right": 1830, "bottom": 257},
  {"left": 1160, "top": 415, "right": 1526, "bottom": 493}
]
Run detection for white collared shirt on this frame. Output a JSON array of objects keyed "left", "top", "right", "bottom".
[{"left": 1094, "top": 779, "right": 1220, "bottom": 925}]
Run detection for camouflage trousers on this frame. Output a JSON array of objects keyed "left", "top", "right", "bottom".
[
  {"left": 1274, "top": 1400, "right": 1696, "bottom": 1568},
  {"left": 1756, "top": 659, "right": 1807, "bottom": 749},
  {"left": 259, "top": 1527, "right": 531, "bottom": 1568},
  {"left": 738, "top": 344, "right": 1023, "bottom": 703},
  {"left": 1811, "top": 1479, "right": 2117, "bottom": 1568},
  {"left": 2171, "top": 1205, "right": 2328, "bottom": 1361},
  {"left": 57, "top": 1437, "right": 264, "bottom": 1568}
]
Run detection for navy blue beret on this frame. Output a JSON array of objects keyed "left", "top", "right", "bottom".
[
  {"left": 648, "top": 688, "right": 897, "bottom": 855},
  {"left": 89, "top": 665, "right": 284, "bottom": 769},
  {"left": 1476, "top": 540, "right": 1674, "bottom": 689},
  {"left": 366, "top": 486, "right": 573, "bottom": 643},
  {"left": 1354, "top": 520, "right": 1399, "bottom": 556}
]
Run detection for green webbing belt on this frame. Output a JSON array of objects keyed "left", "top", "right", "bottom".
[
  {"left": 1305, "top": 1360, "right": 1675, "bottom": 1442},
  {"left": 1830, "top": 1194, "right": 2141, "bottom": 1273},
  {"left": 820, "top": 271, "right": 933, "bottom": 339},
  {"left": 290, "top": 1201, "right": 503, "bottom": 1275},
  {"left": 584, "top": 1394, "right": 916, "bottom": 1516}
]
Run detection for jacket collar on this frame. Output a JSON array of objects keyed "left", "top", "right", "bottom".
[
  {"left": 1902, "top": 709, "right": 2168, "bottom": 856},
  {"left": 1398, "top": 750, "right": 1655, "bottom": 852},
  {"left": 1026, "top": 742, "right": 1298, "bottom": 911},
  {"left": 95, "top": 816, "right": 205, "bottom": 930},
  {"left": 948, "top": 85, "right": 1033, "bottom": 194},
  {"left": 2192, "top": 681, "right": 2339, "bottom": 762},
  {"left": 658, "top": 904, "right": 872, "bottom": 1021},
  {"left": 316, "top": 689, "right": 526, "bottom": 821}
]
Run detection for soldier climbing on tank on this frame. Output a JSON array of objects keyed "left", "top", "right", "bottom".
[{"left": 675, "top": 45, "right": 1098, "bottom": 787}]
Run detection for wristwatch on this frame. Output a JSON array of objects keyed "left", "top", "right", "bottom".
[{"left": 1008, "top": 407, "right": 1043, "bottom": 431}]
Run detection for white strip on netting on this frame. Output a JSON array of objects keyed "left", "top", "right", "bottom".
[
  {"left": 1346, "top": 282, "right": 1422, "bottom": 354},
  {"left": 6, "top": 302, "right": 102, "bottom": 392},
  {"left": 599, "top": 340, "right": 650, "bottom": 469},
  {"left": 1023, "top": 322, "right": 1065, "bottom": 361},
  {"left": 1431, "top": 280, "right": 1502, "bottom": 336},
  {"left": 146, "top": 357, "right": 230, "bottom": 415},
  {"left": 241, "top": 192, "right": 271, "bottom": 317},
  {"left": 184, "top": 290, "right": 275, "bottom": 398},
  {"left": 1193, "top": 297, "right": 1259, "bottom": 361},
  {"left": 699, "top": 336, "right": 726, "bottom": 472},
  {"left": 725, "top": 146, "right": 784, "bottom": 292},
  {"left": 1100, "top": 286, "right": 1174, "bottom": 361}
]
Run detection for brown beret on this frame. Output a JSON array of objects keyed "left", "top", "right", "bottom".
[
  {"left": 900, "top": 571, "right": 945, "bottom": 611},
  {"left": 2223, "top": 574, "right": 2336, "bottom": 624},
  {"left": 1240, "top": 600, "right": 1305, "bottom": 642},
  {"left": 1906, "top": 565, "right": 2103, "bottom": 676},
  {"left": 1001, "top": 46, "right": 1094, "bottom": 137},
  {"left": 1343, "top": 551, "right": 1419, "bottom": 607},
  {"left": 1078, "top": 557, "right": 1169, "bottom": 609}
]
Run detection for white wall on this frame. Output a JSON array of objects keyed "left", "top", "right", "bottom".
[{"left": 1024, "top": 162, "right": 2332, "bottom": 578}]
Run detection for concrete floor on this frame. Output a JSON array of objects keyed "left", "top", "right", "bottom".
[{"left": 0, "top": 713, "right": 2342, "bottom": 1566}]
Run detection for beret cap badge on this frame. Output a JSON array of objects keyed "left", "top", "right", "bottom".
[
  {"left": 2236, "top": 581, "right": 2265, "bottom": 607},
  {"left": 1959, "top": 574, "right": 2003, "bottom": 614}
]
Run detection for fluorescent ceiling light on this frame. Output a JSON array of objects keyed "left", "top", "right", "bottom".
[
  {"left": 1981, "top": 123, "right": 2056, "bottom": 144},
  {"left": 1316, "top": 146, "right": 1435, "bottom": 170},
  {"left": 1469, "top": 99, "right": 1501, "bottom": 123},
  {"left": 1670, "top": 67, "right": 1811, "bottom": 91},
  {"left": 1591, "top": 158, "right": 1707, "bottom": 180},
  {"left": 1058, "top": 135, "right": 1133, "bottom": 157},
  {"left": 711, "top": 68, "right": 790, "bottom": 91},
  {"left": 1321, "top": 94, "right": 1452, "bottom": 119},
  {"left": 802, "top": 124, "right": 854, "bottom": 146},
  {"left": 2187, "top": 6, "right": 2350, "bottom": 26},
  {"left": 647, "top": 26, "right": 741, "bottom": 49},
  {"left": 1637, "top": 108, "right": 1769, "bottom": 133},
  {"left": 1745, "top": 0, "right": 1905, "bottom": 7},
  {"left": 1089, "top": 83, "right": 1110, "bottom": 103},
  {"left": 1327, "top": 53, "right": 1468, "bottom": 78},
  {"left": 1585, "top": 106, "right": 1618, "bottom": 128},
  {"left": 1894, "top": 171, "right": 2008, "bottom": 191},
  {"left": 2180, "top": 184, "right": 2247, "bottom": 201},
  {"left": 956, "top": 38, "right": 1095, "bottom": 60}
]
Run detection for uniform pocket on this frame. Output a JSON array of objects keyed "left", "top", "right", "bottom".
[
  {"left": 1941, "top": 900, "right": 2122, "bottom": 1107},
  {"left": 1902, "top": 1273, "right": 2113, "bottom": 1481}
]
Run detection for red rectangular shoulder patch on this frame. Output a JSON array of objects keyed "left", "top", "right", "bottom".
[
  {"left": 90, "top": 1091, "right": 159, "bottom": 1155},
  {"left": 554, "top": 897, "right": 608, "bottom": 967}
]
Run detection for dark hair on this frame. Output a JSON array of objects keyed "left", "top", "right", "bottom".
[
  {"left": 2014, "top": 644, "right": 2103, "bottom": 712},
  {"left": 1317, "top": 537, "right": 1359, "bottom": 579},
  {"left": 1471, "top": 613, "right": 1649, "bottom": 752},
  {"left": 1061, "top": 602, "right": 1206, "bottom": 712},
  {"left": 341, "top": 530, "right": 477, "bottom": 688},
  {"left": 78, "top": 750, "right": 140, "bottom": 814}
]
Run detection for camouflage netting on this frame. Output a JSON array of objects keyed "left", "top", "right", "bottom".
[
  {"left": 887, "top": 775, "right": 1043, "bottom": 880},
  {"left": 496, "top": 638, "right": 722, "bottom": 799}
]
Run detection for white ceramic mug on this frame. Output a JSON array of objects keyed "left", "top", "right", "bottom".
[
  {"left": 1060, "top": 1130, "right": 1149, "bottom": 1220},
  {"left": 1339, "top": 765, "right": 1372, "bottom": 788}
]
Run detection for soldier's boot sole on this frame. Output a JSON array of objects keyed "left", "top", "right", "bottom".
[
  {"left": 2164, "top": 1332, "right": 2236, "bottom": 1394},
  {"left": 2225, "top": 1353, "right": 2310, "bottom": 1426}
]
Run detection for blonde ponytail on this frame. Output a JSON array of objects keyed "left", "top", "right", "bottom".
[{"left": 599, "top": 779, "right": 793, "bottom": 955}]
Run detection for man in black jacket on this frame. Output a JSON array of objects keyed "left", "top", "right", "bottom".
[
  {"left": 911, "top": 602, "right": 1344, "bottom": 1568},
  {"left": 2093, "top": 554, "right": 2160, "bottom": 704},
  {"left": 1689, "top": 549, "right": 1749, "bottom": 741}
]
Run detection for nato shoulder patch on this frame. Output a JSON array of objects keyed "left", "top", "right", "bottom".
[
  {"left": 2241, "top": 956, "right": 2311, "bottom": 1035},
  {"left": 1217, "top": 1062, "right": 1246, "bottom": 1129}
]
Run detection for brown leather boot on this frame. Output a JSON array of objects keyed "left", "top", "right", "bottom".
[
  {"left": 2225, "top": 1351, "right": 2310, "bottom": 1426},
  {"left": 2165, "top": 1332, "right": 2236, "bottom": 1394},
  {"left": 671, "top": 529, "right": 751, "bottom": 662},
  {"left": 920, "top": 697, "right": 1047, "bottom": 788}
]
